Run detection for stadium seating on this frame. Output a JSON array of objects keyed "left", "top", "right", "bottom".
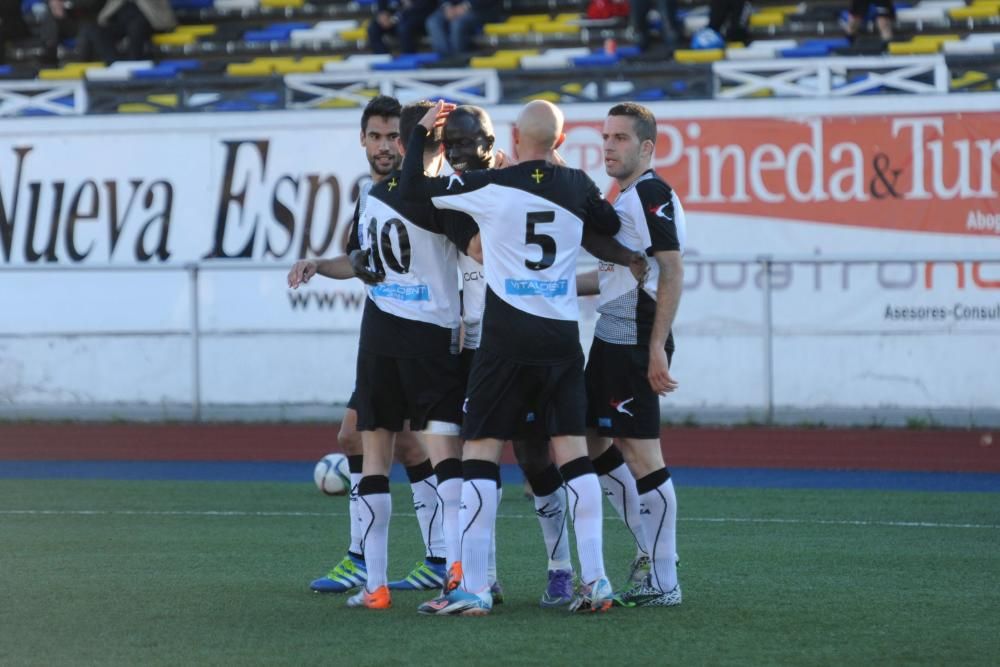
[{"left": 0, "top": 0, "right": 996, "bottom": 114}]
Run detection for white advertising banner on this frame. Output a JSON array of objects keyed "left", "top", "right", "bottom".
[{"left": 1, "top": 95, "right": 999, "bottom": 418}]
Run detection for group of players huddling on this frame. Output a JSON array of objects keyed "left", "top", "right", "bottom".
[{"left": 287, "top": 94, "right": 686, "bottom": 615}]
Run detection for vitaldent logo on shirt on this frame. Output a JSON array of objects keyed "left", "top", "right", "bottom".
[
  {"left": 505, "top": 279, "right": 568, "bottom": 297},
  {"left": 371, "top": 283, "right": 430, "bottom": 301}
]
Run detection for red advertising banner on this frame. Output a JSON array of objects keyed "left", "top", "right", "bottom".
[{"left": 566, "top": 112, "right": 1000, "bottom": 237}]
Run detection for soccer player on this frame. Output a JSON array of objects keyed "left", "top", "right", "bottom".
[
  {"left": 341, "top": 100, "right": 473, "bottom": 610},
  {"left": 400, "top": 99, "right": 622, "bottom": 615},
  {"left": 585, "top": 102, "right": 686, "bottom": 607},
  {"left": 288, "top": 96, "right": 448, "bottom": 596}
]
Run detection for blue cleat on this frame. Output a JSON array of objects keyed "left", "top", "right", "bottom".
[
  {"left": 388, "top": 559, "right": 446, "bottom": 591},
  {"left": 540, "top": 569, "right": 574, "bottom": 608},
  {"left": 417, "top": 588, "right": 493, "bottom": 616},
  {"left": 310, "top": 553, "right": 366, "bottom": 593}
]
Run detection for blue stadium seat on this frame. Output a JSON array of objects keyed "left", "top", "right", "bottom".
[
  {"left": 572, "top": 53, "right": 619, "bottom": 67},
  {"left": 171, "top": 0, "right": 213, "bottom": 8},
  {"left": 780, "top": 44, "right": 833, "bottom": 58}
]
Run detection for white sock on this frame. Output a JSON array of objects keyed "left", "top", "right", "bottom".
[
  {"left": 639, "top": 475, "right": 678, "bottom": 592},
  {"left": 565, "top": 472, "right": 606, "bottom": 584},
  {"left": 410, "top": 477, "right": 444, "bottom": 560},
  {"left": 459, "top": 478, "right": 496, "bottom": 594},
  {"left": 488, "top": 485, "right": 502, "bottom": 585},
  {"left": 533, "top": 487, "right": 572, "bottom": 571},
  {"left": 436, "top": 477, "right": 462, "bottom": 570},
  {"left": 348, "top": 472, "right": 363, "bottom": 556},
  {"left": 358, "top": 490, "right": 391, "bottom": 590},
  {"left": 600, "top": 462, "right": 650, "bottom": 556}
]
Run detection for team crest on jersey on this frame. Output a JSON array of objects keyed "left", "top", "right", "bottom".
[
  {"left": 447, "top": 173, "right": 465, "bottom": 190},
  {"left": 649, "top": 202, "right": 672, "bottom": 221}
]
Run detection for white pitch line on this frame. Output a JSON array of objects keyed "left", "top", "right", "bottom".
[{"left": 0, "top": 509, "right": 996, "bottom": 530}]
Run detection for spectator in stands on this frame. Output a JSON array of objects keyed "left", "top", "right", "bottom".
[
  {"left": 0, "top": 0, "right": 29, "bottom": 64},
  {"left": 86, "top": 0, "right": 175, "bottom": 62},
  {"left": 425, "top": 0, "right": 499, "bottom": 58},
  {"left": 39, "top": 0, "right": 104, "bottom": 64},
  {"left": 629, "top": 0, "right": 685, "bottom": 51},
  {"left": 368, "top": 0, "right": 437, "bottom": 55},
  {"left": 843, "top": 0, "right": 894, "bottom": 46},
  {"left": 706, "top": 0, "right": 751, "bottom": 45}
]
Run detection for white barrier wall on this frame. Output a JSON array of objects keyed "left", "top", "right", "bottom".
[{"left": 1, "top": 96, "right": 999, "bottom": 421}]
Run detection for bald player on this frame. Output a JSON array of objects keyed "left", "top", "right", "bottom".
[{"left": 400, "top": 100, "right": 622, "bottom": 615}]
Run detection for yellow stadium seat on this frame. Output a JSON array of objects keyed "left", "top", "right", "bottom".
[
  {"left": 494, "top": 49, "right": 540, "bottom": 56},
  {"left": 523, "top": 91, "right": 561, "bottom": 103},
  {"left": 147, "top": 94, "right": 178, "bottom": 107},
  {"left": 469, "top": 54, "right": 521, "bottom": 69},
  {"left": 888, "top": 40, "right": 941, "bottom": 55},
  {"left": 260, "top": 0, "right": 303, "bottom": 7},
  {"left": 484, "top": 23, "right": 530, "bottom": 36},
  {"left": 727, "top": 41, "right": 746, "bottom": 49},
  {"left": 949, "top": 5, "right": 999, "bottom": 18},
  {"left": 117, "top": 103, "right": 159, "bottom": 113},
  {"left": 911, "top": 34, "right": 960, "bottom": 46},
  {"left": 674, "top": 48, "right": 725, "bottom": 63},
  {"left": 554, "top": 13, "right": 581, "bottom": 21},
  {"left": 561, "top": 83, "right": 583, "bottom": 94},
  {"left": 64, "top": 61, "right": 104, "bottom": 73},
  {"left": 315, "top": 98, "right": 362, "bottom": 109},
  {"left": 339, "top": 26, "right": 368, "bottom": 41},
  {"left": 531, "top": 22, "right": 581, "bottom": 34},
  {"left": 972, "top": 0, "right": 1000, "bottom": 7},
  {"left": 175, "top": 24, "right": 216, "bottom": 36},
  {"left": 749, "top": 12, "right": 785, "bottom": 27},
  {"left": 273, "top": 61, "right": 322, "bottom": 73},
  {"left": 950, "top": 70, "right": 991, "bottom": 90},
  {"left": 509, "top": 14, "right": 550, "bottom": 23},
  {"left": 153, "top": 32, "right": 196, "bottom": 46},
  {"left": 227, "top": 62, "right": 275, "bottom": 76},
  {"left": 38, "top": 62, "right": 103, "bottom": 80},
  {"left": 767, "top": 4, "right": 803, "bottom": 14}
]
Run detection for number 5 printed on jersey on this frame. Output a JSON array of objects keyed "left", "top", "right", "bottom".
[{"left": 524, "top": 211, "right": 556, "bottom": 271}]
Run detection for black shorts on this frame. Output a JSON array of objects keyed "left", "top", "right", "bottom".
[
  {"left": 459, "top": 346, "right": 477, "bottom": 390},
  {"left": 346, "top": 390, "right": 357, "bottom": 411},
  {"left": 461, "top": 349, "right": 587, "bottom": 441},
  {"left": 585, "top": 337, "right": 670, "bottom": 439},
  {"left": 354, "top": 350, "right": 464, "bottom": 432}
]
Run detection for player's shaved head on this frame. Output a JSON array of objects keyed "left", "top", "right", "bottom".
[{"left": 515, "top": 100, "right": 564, "bottom": 152}]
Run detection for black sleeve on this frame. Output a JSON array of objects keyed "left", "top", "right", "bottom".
[
  {"left": 400, "top": 125, "right": 492, "bottom": 202},
  {"left": 435, "top": 209, "right": 480, "bottom": 254},
  {"left": 581, "top": 174, "right": 621, "bottom": 236},
  {"left": 636, "top": 179, "right": 680, "bottom": 253},
  {"left": 345, "top": 199, "right": 361, "bottom": 253}
]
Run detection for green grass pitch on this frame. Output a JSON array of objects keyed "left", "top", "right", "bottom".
[{"left": 1, "top": 479, "right": 998, "bottom": 666}]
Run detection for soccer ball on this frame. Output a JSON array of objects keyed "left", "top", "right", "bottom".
[{"left": 314, "top": 453, "right": 351, "bottom": 496}]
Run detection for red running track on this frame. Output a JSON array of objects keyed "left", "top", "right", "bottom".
[{"left": 0, "top": 424, "right": 997, "bottom": 473}]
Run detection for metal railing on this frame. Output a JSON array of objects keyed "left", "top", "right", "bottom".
[{"left": 2, "top": 252, "right": 999, "bottom": 422}]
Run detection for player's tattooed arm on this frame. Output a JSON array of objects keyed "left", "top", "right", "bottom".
[
  {"left": 581, "top": 229, "right": 649, "bottom": 286},
  {"left": 576, "top": 269, "right": 599, "bottom": 296}
]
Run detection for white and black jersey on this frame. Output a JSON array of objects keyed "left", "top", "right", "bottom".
[
  {"left": 595, "top": 170, "right": 686, "bottom": 347},
  {"left": 401, "top": 126, "right": 620, "bottom": 364},
  {"left": 347, "top": 171, "right": 463, "bottom": 358},
  {"left": 458, "top": 254, "right": 486, "bottom": 350}
]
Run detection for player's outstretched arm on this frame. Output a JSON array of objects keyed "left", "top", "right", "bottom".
[
  {"left": 287, "top": 256, "right": 358, "bottom": 288},
  {"left": 647, "top": 250, "right": 683, "bottom": 395},
  {"left": 348, "top": 248, "right": 385, "bottom": 285}
]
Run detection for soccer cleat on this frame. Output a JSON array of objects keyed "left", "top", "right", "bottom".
[
  {"left": 539, "top": 569, "right": 574, "bottom": 608},
  {"left": 442, "top": 561, "right": 463, "bottom": 594},
  {"left": 387, "top": 559, "right": 446, "bottom": 591},
  {"left": 346, "top": 585, "right": 391, "bottom": 610},
  {"left": 621, "top": 582, "right": 682, "bottom": 607},
  {"left": 417, "top": 588, "right": 492, "bottom": 616},
  {"left": 568, "top": 576, "right": 614, "bottom": 613},
  {"left": 490, "top": 580, "right": 505, "bottom": 605},
  {"left": 310, "top": 553, "right": 366, "bottom": 593},
  {"left": 626, "top": 555, "right": 651, "bottom": 589}
]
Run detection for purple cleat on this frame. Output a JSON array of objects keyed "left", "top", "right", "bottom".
[{"left": 540, "top": 569, "right": 574, "bottom": 608}]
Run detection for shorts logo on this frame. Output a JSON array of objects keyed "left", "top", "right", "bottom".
[
  {"left": 610, "top": 397, "right": 634, "bottom": 417},
  {"left": 505, "top": 279, "right": 568, "bottom": 297},
  {"left": 598, "top": 417, "right": 613, "bottom": 428},
  {"left": 525, "top": 412, "right": 536, "bottom": 423},
  {"left": 462, "top": 398, "right": 469, "bottom": 414},
  {"left": 371, "top": 283, "right": 430, "bottom": 301}
]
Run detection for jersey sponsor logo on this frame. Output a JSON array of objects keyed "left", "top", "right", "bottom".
[
  {"left": 610, "top": 397, "right": 634, "bottom": 417},
  {"left": 649, "top": 202, "right": 673, "bottom": 221},
  {"left": 505, "top": 278, "right": 568, "bottom": 297},
  {"left": 370, "top": 283, "right": 430, "bottom": 301},
  {"left": 598, "top": 261, "right": 615, "bottom": 272},
  {"left": 447, "top": 173, "right": 465, "bottom": 190}
]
